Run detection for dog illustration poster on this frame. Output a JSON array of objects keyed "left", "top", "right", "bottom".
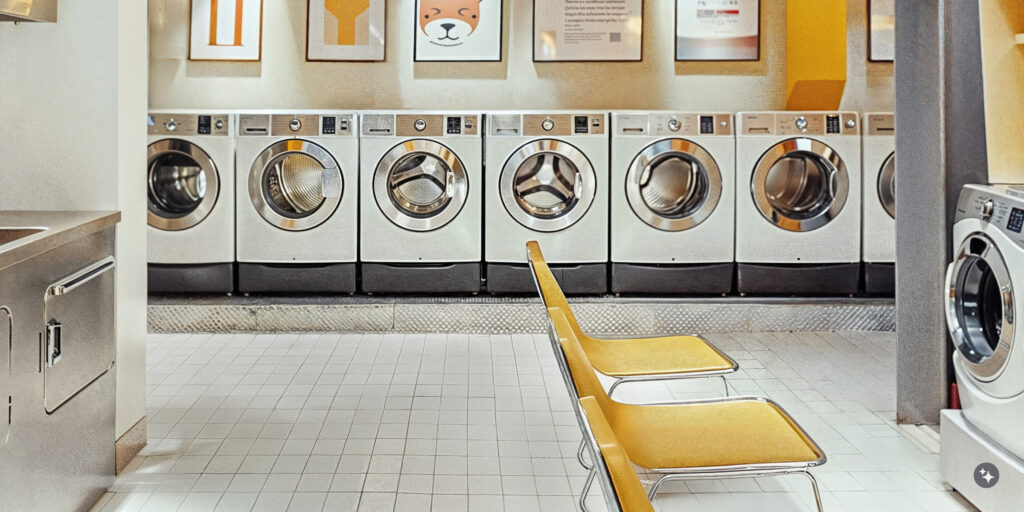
[
  {"left": 414, "top": 0, "right": 503, "bottom": 62},
  {"left": 307, "top": 0, "right": 386, "bottom": 61},
  {"left": 534, "top": 0, "right": 642, "bottom": 62},
  {"left": 189, "top": 0, "right": 264, "bottom": 61}
]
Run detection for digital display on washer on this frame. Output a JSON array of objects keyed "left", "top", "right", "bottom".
[{"left": 1008, "top": 207, "right": 1024, "bottom": 233}]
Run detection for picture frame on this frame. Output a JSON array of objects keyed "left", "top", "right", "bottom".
[
  {"left": 307, "top": 0, "right": 387, "bottom": 62},
  {"left": 414, "top": 0, "right": 503, "bottom": 62},
  {"left": 532, "top": 0, "right": 644, "bottom": 63},
  {"left": 868, "top": 0, "right": 894, "bottom": 62},
  {"left": 675, "top": 0, "right": 760, "bottom": 62},
  {"left": 189, "top": 0, "right": 264, "bottom": 62}
]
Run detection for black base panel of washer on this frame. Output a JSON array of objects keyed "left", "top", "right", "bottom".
[
  {"left": 361, "top": 263, "right": 482, "bottom": 294},
  {"left": 149, "top": 263, "right": 234, "bottom": 294},
  {"left": 737, "top": 263, "right": 860, "bottom": 295},
  {"left": 863, "top": 262, "right": 896, "bottom": 295},
  {"left": 238, "top": 263, "right": 356, "bottom": 294},
  {"left": 611, "top": 263, "right": 734, "bottom": 295},
  {"left": 486, "top": 263, "right": 607, "bottom": 295}
]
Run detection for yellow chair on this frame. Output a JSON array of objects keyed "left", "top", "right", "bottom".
[
  {"left": 549, "top": 308, "right": 827, "bottom": 512},
  {"left": 578, "top": 396, "right": 656, "bottom": 512}
]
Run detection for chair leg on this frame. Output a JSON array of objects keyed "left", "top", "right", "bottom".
[
  {"left": 647, "top": 474, "right": 671, "bottom": 502},
  {"left": 802, "top": 470, "right": 824, "bottom": 512},
  {"left": 580, "top": 466, "right": 596, "bottom": 512},
  {"left": 577, "top": 438, "right": 592, "bottom": 470},
  {"left": 721, "top": 375, "right": 730, "bottom": 397},
  {"left": 607, "top": 378, "right": 624, "bottom": 397}
]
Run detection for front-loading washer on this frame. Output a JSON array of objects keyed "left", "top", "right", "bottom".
[
  {"left": 942, "top": 184, "right": 1024, "bottom": 511},
  {"left": 734, "top": 111, "right": 862, "bottom": 295},
  {"left": 359, "top": 112, "right": 483, "bottom": 293},
  {"left": 234, "top": 112, "right": 358, "bottom": 293},
  {"left": 147, "top": 111, "right": 235, "bottom": 293},
  {"left": 862, "top": 112, "right": 896, "bottom": 294},
  {"left": 610, "top": 111, "right": 735, "bottom": 294},
  {"left": 485, "top": 112, "right": 609, "bottom": 294}
]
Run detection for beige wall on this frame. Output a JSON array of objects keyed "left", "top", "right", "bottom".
[
  {"left": 0, "top": 0, "right": 149, "bottom": 439},
  {"left": 150, "top": 0, "right": 893, "bottom": 112}
]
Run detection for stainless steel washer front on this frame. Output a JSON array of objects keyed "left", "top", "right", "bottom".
[
  {"left": 147, "top": 139, "right": 220, "bottom": 231},
  {"left": 877, "top": 151, "right": 896, "bottom": 219},
  {"left": 947, "top": 233, "right": 1015, "bottom": 382},
  {"left": 500, "top": 139, "right": 597, "bottom": 233},
  {"left": 751, "top": 137, "right": 849, "bottom": 232},
  {"left": 374, "top": 139, "right": 469, "bottom": 232},
  {"left": 625, "top": 138, "right": 722, "bottom": 232},
  {"left": 249, "top": 139, "right": 344, "bottom": 231}
]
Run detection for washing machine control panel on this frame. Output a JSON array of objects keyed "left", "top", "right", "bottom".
[
  {"left": 523, "top": 114, "right": 604, "bottom": 136},
  {"left": 362, "top": 114, "right": 480, "bottom": 137},
  {"left": 614, "top": 113, "right": 732, "bottom": 137},
  {"left": 956, "top": 185, "right": 1024, "bottom": 245},
  {"left": 149, "top": 114, "right": 230, "bottom": 136},
  {"left": 737, "top": 112, "right": 859, "bottom": 136}
]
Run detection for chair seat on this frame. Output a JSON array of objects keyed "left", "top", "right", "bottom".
[
  {"left": 581, "top": 335, "right": 735, "bottom": 378},
  {"left": 609, "top": 399, "right": 823, "bottom": 469}
]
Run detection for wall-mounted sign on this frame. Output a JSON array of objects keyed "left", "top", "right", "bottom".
[
  {"left": 533, "top": 0, "right": 643, "bottom": 62},
  {"left": 675, "top": 0, "right": 759, "bottom": 61},
  {"left": 189, "top": 0, "right": 264, "bottom": 61},
  {"left": 414, "top": 0, "right": 503, "bottom": 62},
  {"left": 307, "top": 0, "right": 386, "bottom": 62},
  {"left": 868, "top": 0, "right": 894, "bottom": 62}
]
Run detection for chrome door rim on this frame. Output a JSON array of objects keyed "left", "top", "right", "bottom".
[
  {"left": 625, "top": 138, "right": 722, "bottom": 232},
  {"left": 947, "top": 233, "right": 1015, "bottom": 382},
  {"left": 249, "top": 139, "right": 343, "bottom": 232},
  {"left": 147, "top": 139, "right": 220, "bottom": 231},
  {"left": 877, "top": 151, "right": 896, "bottom": 219},
  {"left": 373, "top": 139, "right": 469, "bottom": 232},
  {"left": 500, "top": 139, "right": 597, "bottom": 233},
  {"left": 751, "top": 137, "right": 849, "bottom": 233}
]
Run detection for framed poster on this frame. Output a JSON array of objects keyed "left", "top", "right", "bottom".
[
  {"left": 414, "top": 0, "right": 503, "bottom": 62},
  {"left": 189, "top": 0, "right": 264, "bottom": 61},
  {"left": 533, "top": 0, "right": 643, "bottom": 62},
  {"left": 675, "top": 0, "right": 759, "bottom": 61},
  {"left": 868, "top": 0, "right": 894, "bottom": 62},
  {"left": 307, "top": 0, "right": 386, "bottom": 62}
]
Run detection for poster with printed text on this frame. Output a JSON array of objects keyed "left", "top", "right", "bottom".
[
  {"left": 533, "top": 0, "right": 643, "bottom": 62},
  {"left": 868, "top": 0, "right": 894, "bottom": 62},
  {"left": 307, "top": 0, "right": 386, "bottom": 61},
  {"left": 189, "top": 0, "right": 264, "bottom": 61},
  {"left": 675, "top": 0, "right": 759, "bottom": 61},
  {"left": 414, "top": 0, "right": 503, "bottom": 62}
]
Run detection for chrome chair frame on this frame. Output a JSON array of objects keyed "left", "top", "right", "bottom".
[{"left": 546, "top": 309, "right": 827, "bottom": 512}]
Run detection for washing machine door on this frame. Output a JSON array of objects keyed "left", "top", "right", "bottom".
[
  {"left": 249, "top": 139, "right": 343, "bottom": 231},
  {"left": 877, "top": 151, "right": 896, "bottom": 219},
  {"left": 751, "top": 138, "right": 849, "bottom": 232},
  {"left": 500, "top": 139, "right": 597, "bottom": 233},
  {"left": 947, "top": 232, "right": 1015, "bottom": 383},
  {"left": 625, "top": 139, "right": 722, "bottom": 232},
  {"left": 147, "top": 139, "right": 220, "bottom": 231},
  {"left": 374, "top": 139, "right": 469, "bottom": 232}
]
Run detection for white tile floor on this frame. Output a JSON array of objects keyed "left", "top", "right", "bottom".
[{"left": 92, "top": 331, "right": 976, "bottom": 512}]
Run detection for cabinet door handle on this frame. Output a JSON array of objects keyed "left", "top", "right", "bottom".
[
  {"left": 45, "top": 321, "right": 61, "bottom": 368},
  {"left": 46, "top": 256, "right": 115, "bottom": 297}
]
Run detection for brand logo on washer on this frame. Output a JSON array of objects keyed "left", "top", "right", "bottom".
[{"left": 974, "top": 463, "right": 1000, "bottom": 488}]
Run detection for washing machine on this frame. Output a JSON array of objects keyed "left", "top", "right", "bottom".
[
  {"left": 734, "top": 111, "right": 862, "bottom": 295},
  {"left": 147, "top": 111, "right": 235, "bottom": 293},
  {"left": 234, "top": 112, "right": 358, "bottom": 293},
  {"left": 942, "top": 184, "right": 1024, "bottom": 511},
  {"left": 485, "top": 112, "right": 609, "bottom": 294},
  {"left": 359, "top": 112, "right": 483, "bottom": 293},
  {"left": 862, "top": 113, "right": 896, "bottom": 294},
  {"left": 610, "top": 112, "right": 735, "bottom": 294}
]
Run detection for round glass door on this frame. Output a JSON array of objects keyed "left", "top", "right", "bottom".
[
  {"left": 250, "top": 140, "right": 343, "bottom": 231},
  {"left": 947, "top": 233, "right": 1015, "bottom": 382},
  {"left": 877, "top": 152, "right": 896, "bottom": 219},
  {"left": 147, "top": 139, "right": 220, "bottom": 231},
  {"left": 374, "top": 140, "right": 468, "bottom": 232},
  {"left": 626, "top": 139, "right": 722, "bottom": 232},
  {"left": 751, "top": 138, "right": 848, "bottom": 232},
  {"left": 500, "top": 139, "right": 596, "bottom": 233}
]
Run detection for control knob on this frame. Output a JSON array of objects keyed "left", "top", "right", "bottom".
[
  {"left": 981, "top": 199, "right": 995, "bottom": 220},
  {"left": 541, "top": 118, "right": 555, "bottom": 132},
  {"left": 795, "top": 116, "right": 808, "bottom": 130},
  {"left": 289, "top": 119, "right": 302, "bottom": 132},
  {"left": 667, "top": 119, "right": 681, "bottom": 132},
  {"left": 214, "top": 119, "right": 225, "bottom": 130},
  {"left": 846, "top": 119, "right": 857, "bottom": 129},
  {"left": 165, "top": 120, "right": 178, "bottom": 132},
  {"left": 414, "top": 119, "right": 427, "bottom": 132}
]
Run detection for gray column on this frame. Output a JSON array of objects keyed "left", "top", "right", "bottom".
[{"left": 895, "top": 1, "right": 988, "bottom": 424}]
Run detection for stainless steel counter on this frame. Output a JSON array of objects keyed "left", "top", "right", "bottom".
[{"left": 0, "top": 210, "right": 121, "bottom": 271}]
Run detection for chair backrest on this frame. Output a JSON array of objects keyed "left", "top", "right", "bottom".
[
  {"left": 526, "top": 241, "right": 583, "bottom": 336},
  {"left": 547, "top": 308, "right": 613, "bottom": 412},
  {"left": 579, "top": 397, "right": 657, "bottom": 512}
]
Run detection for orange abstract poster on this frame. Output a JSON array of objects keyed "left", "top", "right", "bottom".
[
  {"left": 307, "top": 0, "right": 386, "bottom": 61},
  {"left": 190, "top": 0, "right": 263, "bottom": 61}
]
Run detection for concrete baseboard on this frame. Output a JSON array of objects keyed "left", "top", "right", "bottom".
[{"left": 115, "top": 417, "right": 146, "bottom": 475}]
